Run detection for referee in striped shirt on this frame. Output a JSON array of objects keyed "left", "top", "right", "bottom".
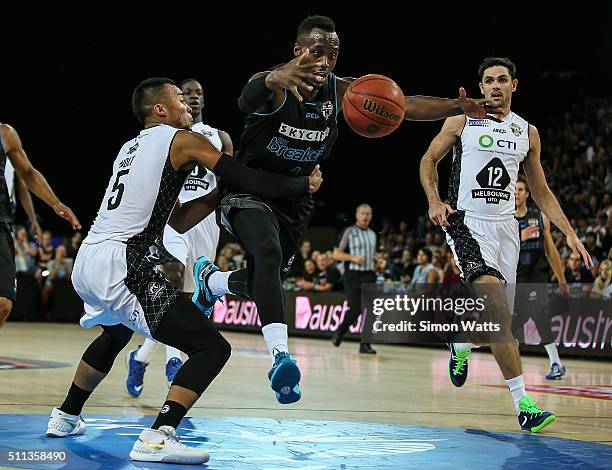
[{"left": 332, "top": 203, "right": 377, "bottom": 354}]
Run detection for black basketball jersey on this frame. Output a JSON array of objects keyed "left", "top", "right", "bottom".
[
  {"left": 231, "top": 72, "right": 340, "bottom": 235},
  {"left": 516, "top": 206, "right": 548, "bottom": 281},
  {"left": 0, "top": 132, "right": 12, "bottom": 224}
]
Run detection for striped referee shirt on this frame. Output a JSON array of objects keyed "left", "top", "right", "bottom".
[{"left": 338, "top": 225, "right": 377, "bottom": 271}]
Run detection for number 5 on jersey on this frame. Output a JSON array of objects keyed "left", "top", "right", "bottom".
[{"left": 107, "top": 169, "right": 130, "bottom": 210}]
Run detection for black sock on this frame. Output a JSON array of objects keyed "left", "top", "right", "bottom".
[
  {"left": 227, "top": 269, "right": 250, "bottom": 298},
  {"left": 59, "top": 383, "right": 92, "bottom": 416},
  {"left": 151, "top": 400, "right": 188, "bottom": 430}
]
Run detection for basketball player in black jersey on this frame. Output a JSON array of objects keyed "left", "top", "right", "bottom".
[
  {"left": 513, "top": 175, "right": 567, "bottom": 379},
  {"left": 0, "top": 123, "right": 81, "bottom": 329},
  {"left": 191, "top": 15, "right": 504, "bottom": 405}
]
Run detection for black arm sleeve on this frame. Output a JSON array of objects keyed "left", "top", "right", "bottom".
[
  {"left": 237, "top": 74, "right": 274, "bottom": 113},
  {"left": 213, "top": 154, "right": 308, "bottom": 199}
]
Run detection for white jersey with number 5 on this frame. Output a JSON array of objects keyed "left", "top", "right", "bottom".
[
  {"left": 449, "top": 113, "right": 529, "bottom": 220},
  {"left": 84, "top": 124, "right": 180, "bottom": 244}
]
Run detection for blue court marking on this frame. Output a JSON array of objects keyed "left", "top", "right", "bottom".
[{"left": 0, "top": 414, "right": 610, "bottom": 469}]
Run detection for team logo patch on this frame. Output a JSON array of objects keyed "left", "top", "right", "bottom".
[
  {"left": 148, "top": 282, "right": 166, "bottom": 302},
  {"left": 321, "top": 100, "right": 334, "bottom": 119},
  {"left": 510, "top": 122, "right": 522, "bottom": 136},
  {"left": 468, "top": 119, "right": 490, "bottom": 127}
]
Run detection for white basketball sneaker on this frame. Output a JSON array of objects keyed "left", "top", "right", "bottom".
[
  {"left": 129, "top": 426, "right": 209, "bottom": 464},
  {"left": 46, "top": 407, "right": 86, "bottom": 437}
]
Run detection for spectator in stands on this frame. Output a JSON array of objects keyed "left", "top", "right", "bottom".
[
  {"left": 431, "top": 251, "right": 445, "bottom": 282},
  {"left": 584, "top": 230, "right": 604, "bottom": 264},
  {"left": 374, "top": 251, "right": 394, "bottom": 284},
  {"left": 590, "top": 259, "right": 612, "bottom": 299},
  {"left": 391, "top": 249, "right": 415, "bottom": 282},
  {"left": 14, "top": 226, "right": 37, "bottom": 275},
  {"left": 216, "top": 254, "right": 230, "bottom": 272},
  {"left": 313, "top": 252, "right": 341, "bottom": 292},
  {"left": 36, "top": 230, "right": 55, "bottom": 280},
  {"left": 409, "top": 248, "right": 438, "bottom": 287},
  {"left": 389, "top": 234, "right": 405, "bottom": 264},
  {"left": 289, "top": 239, "right": 312, "bottom": 277},
  {"left": 295, "top": 259, "right": 318, "bottom": 291},
  {"left": 65, "top": 231, "right": 82, "bottom": 259},
  {"left": 442, "top": 251, "right": 461, "bottom": 285},
  {"left": 41, "top": 245, "right": 73, "bottom": 315},
  {"left": 564, "top": 252, "right": 594, "bottom": 297}
]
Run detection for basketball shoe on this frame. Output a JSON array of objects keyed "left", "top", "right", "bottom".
[
  {"left": 46, "top": 407, "right": 86, "bottom": 437},
  {"left": 518, "top": 395, "right": 556, "bottom": 432},
  {"left": 129, "top": 426, "right": 209, "bottom": 464}
]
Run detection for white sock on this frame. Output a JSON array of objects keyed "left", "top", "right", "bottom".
[
  {"left": 505, "top": 375, "right": 527, "bottom": 414},
  {"left": 544, "top": 343, "right": 562, "bottom": 367},
  {"left": 166, "top": 346, "right": 182, "bottom": 363},
  {"left": 261, "top": 323, "right": 289, "bottom": 363},
  {"left": 135, "top": 338, "right": 160, "bottom": 364},
  {"left": 207, "top": 271, "right": 233, "bottom": 296},
  {"left": 454, "top": 343, "right": 472, "bottom": 353}
]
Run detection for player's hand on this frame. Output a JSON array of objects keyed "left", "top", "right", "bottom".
[
  {"left": 566, "top": 233, "right": 593, "bottom": 270},
  {"left": 457, "top": 87, "right": 503, "bottom": 122},
  {"left": 267, "top": 49, "right": 326, "bottom": 102},
  {"left": 308, "top": 164, "right": 323, "bottom": 193},
  {"left": 520, "top": 226, "right": 539, "bottom": 241},
  {"left": 428, "top": 200, "right": 457, "bottom": 227},
  {"left": 31, "top": 220, "right": 43, "bottom": 244},
  {"left": 352, "top": 255, "right": 365, "bottom": 265},
  {"left": 53, "top": 202, "right": 82, "bottom": 230},
  {"left": 559, "top": 282, "right": 569, "bottom": 298}
]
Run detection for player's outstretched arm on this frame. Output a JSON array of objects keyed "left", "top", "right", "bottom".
[
  {"left": 1, "top": 124, "right": 81, "bottom": 230},
  {"left": 524, "top": 124, "right": 593, "bottom": 269},
  {"left": 170, "top": 130, "right": 320, "bottom": 199},
  {"left": 335, "top": 79, "right": 502, "bottom": 122},
  {"left": 420, "top": 116, "right": 463, "bottom": 226}
]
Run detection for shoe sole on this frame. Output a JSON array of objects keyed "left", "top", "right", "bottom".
[
  {"left": 270, "top": 361, "right": 301, "bottom": 404},
  {"left": 125, "top": 351, "right": 142, "bottom": 398},
  {"left": 525, "top": 414, "right": 556, "bottom": 433},
  {"left": 46, "top": 423, "right": 85, "bottom": 438},
  {"left": 129, "top": 450, "right": 209, "bottom": 464}
]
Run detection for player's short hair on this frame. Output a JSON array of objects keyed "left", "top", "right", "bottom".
[
  {"left": 478, "top": 57, "right": 517, "bottom": 80},
  {"left": 517, "top": 174, "right": 529, "bottom": 193},
  {"left": 356, "top": 203, "right": 372, "bottom": 212},
  {"left": 296, "top": 15, "right": 336, "bottom": 42},
  {"left": 131, "top": 77, "right": 177, "bottom": 125},
  {"left": 179, "top": 78, "right": 201, "bottom": 89}
]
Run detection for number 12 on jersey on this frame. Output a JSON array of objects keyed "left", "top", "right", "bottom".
[{"left": 107, "top": 169, "right": 129, "bottom": 210}]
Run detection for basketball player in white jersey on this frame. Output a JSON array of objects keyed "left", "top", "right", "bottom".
[
  {"left": 125, "top": 78, "right": 234, "bottom": 396},
  {"left": 46, "top": 78, "right": 322, "bottom": 465},
  {"left": 420, "top": 57, "right": 592, "bottom": 433}
]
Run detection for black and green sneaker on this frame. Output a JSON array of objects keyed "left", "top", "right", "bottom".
[
  {"left": 448, "top": 343, "right": 470, "bottom": 387},
  {"left": 518, "top": 395, "right": 556, "bottom": 432}
]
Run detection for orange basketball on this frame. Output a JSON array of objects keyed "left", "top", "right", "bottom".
[{"left": 341, "top": 74, "right": 406, "bottom": 138}]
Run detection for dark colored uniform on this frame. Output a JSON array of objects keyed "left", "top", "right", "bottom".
[
  {"left": 0, "top": 134, "right": 16, "bottom": 302},
  {"left": 513, "top": 206, "right": 554, "bottom": 343},
  {"left": 220, "top": 72, "right": 339, "bottom": 257}
]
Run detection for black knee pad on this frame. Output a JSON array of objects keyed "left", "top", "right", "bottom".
[{"left": 82, "top": 324, "right": 134, "bottom": 374}]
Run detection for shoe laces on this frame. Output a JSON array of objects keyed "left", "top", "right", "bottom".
[
  {"left": 272, "top": 350, "right": 289, "bottom": 366},
  {"left": 452, "top": 350, "right": 469, "bottom": 376},
  {"left": 521, "top": 398, "right": 544, "bottom": 416}
]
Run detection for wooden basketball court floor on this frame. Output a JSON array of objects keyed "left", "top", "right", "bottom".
[{"left": 1, "top": 322, "right": 611, "bottom": 469}]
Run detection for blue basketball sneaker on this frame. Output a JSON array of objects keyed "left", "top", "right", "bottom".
[
  {"left": 268, "top": 351, "right": 301, "bottom": 404},
  {"left": 518, "top": 395, "right": 556, "bottom": 432},
  {"left": 126, "top": 347, "right": 147, "bottom": 398},
  {"left": 165, "top": 357, "right": 183, "bottom": 386},
  {"left": 448, "top": 343, "right": 470, "bottom": 387},
  {"left": 545, "top": 363, "right": 566, "bottom": 380},
  {"left": 192, "top": 256, "right": 223, "bottom": 317}
]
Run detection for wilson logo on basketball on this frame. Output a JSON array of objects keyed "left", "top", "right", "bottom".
[{"left": 362, "top": 99, "right": 402, "bottom": 122}]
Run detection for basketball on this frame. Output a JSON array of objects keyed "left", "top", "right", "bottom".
[{"left": 341, "top": 74, "right": 406, "bottom": 138}]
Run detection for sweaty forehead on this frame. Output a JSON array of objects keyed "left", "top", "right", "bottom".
[{"left": 302, "top": 29, "right": 340, "bottom": 48}]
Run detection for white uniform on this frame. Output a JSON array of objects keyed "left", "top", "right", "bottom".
[
  {"left": 4, "top": 159, "right": 15, "bottom": 205},
  {"left": 162, "top": 122, "right": 222, "bottom": 292},
  {"left": 444, "top": 113, "right": 529, "bottom": 294},
  {"left": 74, "top": 125, "right": 189, "bottom": 338}
]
